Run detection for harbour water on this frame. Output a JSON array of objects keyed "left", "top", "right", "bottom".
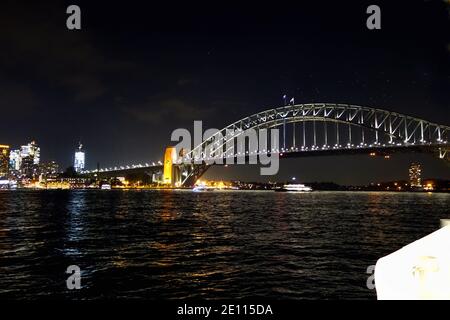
[{"left": 0, "top": 190, "right": 448, "bottom": 299}]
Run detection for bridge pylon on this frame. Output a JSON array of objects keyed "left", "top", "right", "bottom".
[{"left": 163, "top": 147, "right": 178, "bottom": 186}]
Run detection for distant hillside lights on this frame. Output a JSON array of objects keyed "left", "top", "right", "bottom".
[{"left": 409, "top": 162, "right": 422, "bottom": 188}]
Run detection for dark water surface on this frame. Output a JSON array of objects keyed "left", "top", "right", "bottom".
[{"left": 0, "top": 190, "right": 448, "bottom": 300}]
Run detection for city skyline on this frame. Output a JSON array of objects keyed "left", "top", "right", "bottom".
[
  {"left": 1, "top": 137, "right": 449, "bottom": 187},
  {"left": 0, "top": 0, "right": 449, "bottom": 304},
  {"left": 1, "top": 1, "right": 449, "bottom": 185}
]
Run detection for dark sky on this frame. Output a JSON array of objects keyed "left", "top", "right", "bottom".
[{"left": 0, "top": 0, "right": 449, "bottom": 184}]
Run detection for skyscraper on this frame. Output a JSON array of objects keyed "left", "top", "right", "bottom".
[
  {"left": 74, "top": 143, "right": 85, "bottom": 173},
  {"left": 19, "top": 141, "right": 41, "bottom": 179},
  {"left": 20, "top": 141, "right": 40, "bottom": 165},
  {"left": 409, "top": 162, "right": 422, "bottom": 188},
  {"left": 0, "top": 144, "right": 10, "bottom": 178},
  {"left": 9, "top": 149, "right": 21, "bottom": 171}
]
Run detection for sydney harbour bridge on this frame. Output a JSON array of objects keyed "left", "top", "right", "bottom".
[{"left": 83, "top": 103, "right": 450, "bottom": 187}]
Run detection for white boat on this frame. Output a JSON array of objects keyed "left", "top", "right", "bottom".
[
  {"left": 101, "top": 184, "right": 111, "bottom": 190},
  {"left": 275, "top": 184, "right": 312, "bottom": 192},
  {"left": 192, "top": 185, "right": 215, "bottom": 192}
]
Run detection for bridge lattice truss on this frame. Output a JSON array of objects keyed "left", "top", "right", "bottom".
[
  {"left": 83, "top": 103, "right": 449, "bottom": 185},
  {"left": 182, "top": 103, "right": 449, "bottom": 162},
  {"left": 177, "top": 103, "right": 449, "bottom": 185}
]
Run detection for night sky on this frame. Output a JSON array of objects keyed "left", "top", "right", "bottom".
[{"left": 1, "top": 0, "right": 449, "bottom": 184}]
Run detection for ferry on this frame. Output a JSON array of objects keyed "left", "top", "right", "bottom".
[
  {"left": 275, "top": 183, "right": 312, "bottom": 192},
  {"left": 101, "top": 184, "right": 112, "bottom": 190},
  {"left": 192, "top": 185, "right": 216, "bottom": 192}
]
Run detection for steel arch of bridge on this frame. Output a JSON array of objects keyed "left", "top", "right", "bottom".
[
  {"left": 181, "top": 103, "right": 449, "bottom": 164},
  {"left": 80, "top": 103, "right": 449, "bottom": 186}
]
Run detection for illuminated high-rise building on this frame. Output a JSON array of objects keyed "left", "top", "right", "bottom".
[
  {"left": 9, "top": 149, "right": 21, "bottom": 171},
  {"left": 20, "top": 141, "right": 40, "bottom": 165},
  {"left": 0, "top": 144, "right": 10, "bottom": 178},
  {"left": 74, "top": 143, "right": 85, "bottom": 173},
  {"left": 409, "top": 162, "right": 422, "bottom": 187},
  {"left": 19, "top": 141, "right": 40, "bottom": 179}
]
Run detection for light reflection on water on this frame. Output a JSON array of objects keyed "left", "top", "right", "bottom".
[{"left": 0, "top": 190, "right": 448, "bottom": 299}]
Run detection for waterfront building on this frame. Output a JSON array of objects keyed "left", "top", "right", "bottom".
[
  {"left": 44, "top": 177, "right": 92, "bottom": 189},
  {"left": 74, "top": 143, "right": 85, "bottom": 173},
  {"left": 40, "top": 161, "right": 60, "bottom": 180},
  {"left": 0, "top": 144, "right": 10, "bottom": 178}
]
